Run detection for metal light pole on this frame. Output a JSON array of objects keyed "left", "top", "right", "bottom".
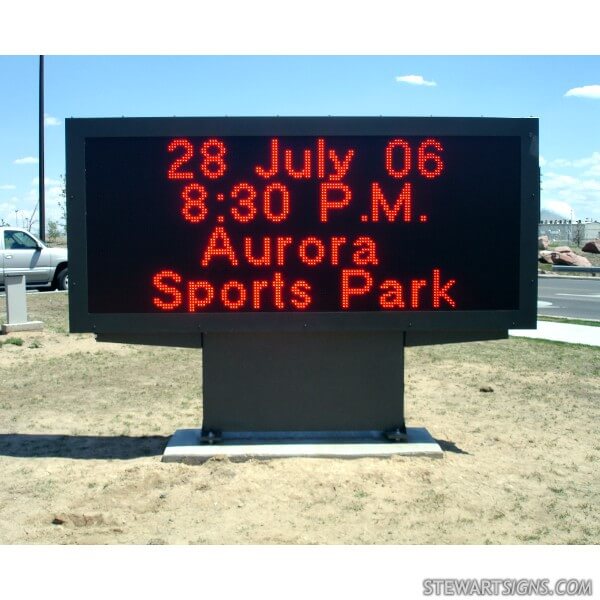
[{"left": 39, "top": 55, "right": 45, "bottom": 241}]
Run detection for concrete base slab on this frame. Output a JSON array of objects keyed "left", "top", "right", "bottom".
[
  {"left": 162, "top": 427, "right": 443, "bottom": 463},
  {"left": 1, "top": 321, "right": 44, "bottom": 334}
]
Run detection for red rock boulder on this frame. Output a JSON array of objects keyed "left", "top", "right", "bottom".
[
  {"left": 554, "top": 245, "right": 572, "bottom": 253},
  {"left": 538, "top": 235, "right": 549, "bottom": 250},
  {"left": 582, "top": 239, "right": 600, "bottom": 254},
  {"left": 551, "top": 251, "right": 592, "bottom": 267}
]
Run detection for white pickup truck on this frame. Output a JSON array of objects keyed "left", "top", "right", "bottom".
[{"left": 0, "top": 227, "right": 68, "bottom": 290}]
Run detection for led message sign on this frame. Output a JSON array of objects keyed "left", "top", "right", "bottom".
[{"left": 66, "top": 117, "right": 538, "bottom": 333}]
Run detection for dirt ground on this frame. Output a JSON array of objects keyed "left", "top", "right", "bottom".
[{"left": 0, "top": 292, "right": 599, "bottom": 544}]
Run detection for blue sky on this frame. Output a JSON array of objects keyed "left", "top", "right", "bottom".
[{"left": 1, "top": 55, "right": 600, "bottom": 229}]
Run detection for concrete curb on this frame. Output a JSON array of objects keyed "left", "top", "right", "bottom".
[
  {"left": 510, "top": 321, "right": 600, "bottom": 347},
  {"left": 538, "top": 274, "right": 599, "bottom": 281}
]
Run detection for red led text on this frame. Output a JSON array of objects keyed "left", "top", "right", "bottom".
[
  {"left": 160, "top": 135, "right": 460, "bottom": 314},
  {"left": 255, "top": 138, "right": 355, "bottom": 181},
  {"left": 385, "top": 138, "right": 444, "bottom": 179},
  {"left": 152, "top": 269, "right": 312, "bottom": 311},
  {"left": 199, "top": 226, "right": 379, "bottom": 268},
  {"left": 341, "top": 268, "right": 456, "bottom": 310}
]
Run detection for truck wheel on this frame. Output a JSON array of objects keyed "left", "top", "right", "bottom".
[{"left": 57, "top": 268, "right": 69, "bottom": 291}]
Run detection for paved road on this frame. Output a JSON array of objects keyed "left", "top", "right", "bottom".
[{"left": 538, "top": 276, "right": 600, "bottom": 320}]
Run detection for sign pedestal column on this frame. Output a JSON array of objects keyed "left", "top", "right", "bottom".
[
  {"left": 1, "top": 275, "right": 43, "bottom": 334},
  {"left": 200, "top": 331, "right": 407, "bottom": 443}
]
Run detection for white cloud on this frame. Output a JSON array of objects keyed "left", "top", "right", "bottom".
[
  {"left": 545, "top": 152, "right": 600, "bottom": 173},
  {"left": 44, "top": 114, "right": 61, "bottom": 126},
  {"left": 547, "top": 158, "right": 572, "bottom": 168},
  {"left": 572, "top": 152, "right": 600, "bottom": 168},
  {"left": 539, "top": 155, "right": 547, "bottom": 167},
  {"left": 0, "top": 198, "right": 21, "bottom": 225},
  {"left": 31, "top": 176, "right": 63, "bottom": 186},
  {"left": 541, "top": 151, "right": 600, "bottom": 221},
  {"left": 0, "top": 175, "right": 65, "bottom": 227},
  {"left": 542, "top": 200, "right": 574, "bottom": 220},
  {"left": 542, "top": 178, "right": 600, "bottom": 221},
  {"left": 0, "top": 184, "right": 16, "bottom": 190},
  {"left": 544, "top": 172, "right": 600, "bottom": 198},
  {"left": 0, "top": 200, "right": 19, "bottom": 212},
  {"left": 584, "top": 164, "right": 600, "bottom": 177},
  {"left": 571, "top": 152, "right": 600, "bottom": 177},
  {"left": 564, "top": 84, "right": 600, "bottom": 99},
  {"left": 395, "top": 74, "right": 436, "bottom": 87},
  {"left": 542, "top": 172, "right": 578, "bottom": 190},
  {"left": 14, "top": 156, "right": 39, "bottom": 165}
]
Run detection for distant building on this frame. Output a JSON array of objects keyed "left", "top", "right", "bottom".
[{"left": 538, "top": 221, "right": 600, "bottom": 245}]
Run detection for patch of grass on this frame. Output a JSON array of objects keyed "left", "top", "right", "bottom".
[
  {"left": 25, "top": 292, "right": 69, "bottom": 333},
  {"left": 512, "top": 336, "right": 600, "bottom": 351},
  {"left": 516, "top": 533, "right": 541, "bottom": 542},
  {"left": 0, "top": 337, "right": 24, "bottom": 347},
  {"left": 353, "top": 489, "right": 369, "bottom": 499},
  {"left": 537, "top": 316, "right": 600, "bottom": 327},
  {"left": 410, "top": 337, "right": 598, "bottom": 377}
]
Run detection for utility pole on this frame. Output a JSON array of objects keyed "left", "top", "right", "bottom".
[{"left": 39, "top": 55, "right": 45, "bottom": 242}]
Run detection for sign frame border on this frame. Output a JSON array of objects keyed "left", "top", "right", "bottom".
[{"left": 66, "top": 116, "right": 539, "bottom": 334}]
